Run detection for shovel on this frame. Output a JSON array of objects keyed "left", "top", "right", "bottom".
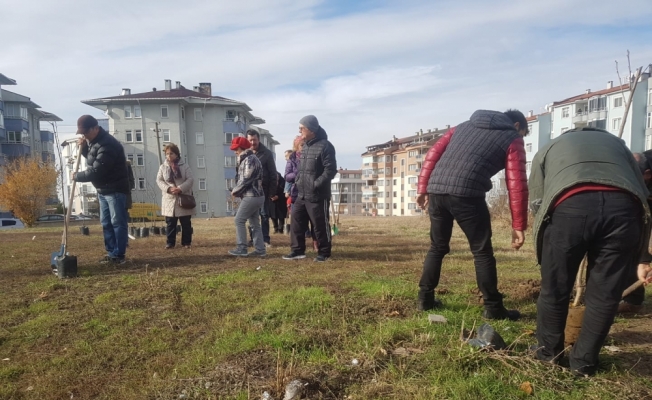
[
  {"left": 51, "top": 147, "right": 82, "bottom": 278},
  {"left": 330, "top": 197, "right": 339, "bottom": 236}
]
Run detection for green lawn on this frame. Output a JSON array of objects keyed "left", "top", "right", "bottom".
[{"left": 0, "top": 216, "right": 650, "bottom": 399}]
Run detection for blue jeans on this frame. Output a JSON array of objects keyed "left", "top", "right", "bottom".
[{"left": 99, "top": 192, "right": 128, "bottom": 259}]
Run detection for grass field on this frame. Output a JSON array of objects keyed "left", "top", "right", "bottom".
[{"left": 0, "top": 216, "right": 651, "bottom": 399}]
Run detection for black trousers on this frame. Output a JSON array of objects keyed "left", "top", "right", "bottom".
[
  {"left": 290, "top": 198, "right": 331, "bottom": 257},
  {"left": 271, "top": 217, "right": 285, "bottom": 232},
  {"left": 536, "top": 191, "right": 643, "bottom": 373},
  {"left": 419, "top": 194, "right": 504, "bottom": 310},
  {"left": 166, "top": 215, "right": 192, "bottom": 246}
]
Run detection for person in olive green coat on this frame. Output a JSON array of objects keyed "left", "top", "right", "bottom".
[{"left": 529, "top": 127, "right": 651, "bottom": 376}]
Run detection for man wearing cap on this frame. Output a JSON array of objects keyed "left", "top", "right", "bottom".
[
  {"left": 74, "top": 115, "right": 131, "bottom": 264},
  {"left": 283, "top": 115, "right": 337, "bottom": 262},
  {"left": 228, "top": 136, "right": 266, "bottom": 257}
]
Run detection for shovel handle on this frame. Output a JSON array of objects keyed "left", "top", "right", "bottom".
[{"left": 622, "top": 271, "right": 652, "bottom": 298}]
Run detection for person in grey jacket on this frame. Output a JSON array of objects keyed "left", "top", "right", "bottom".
[
  {"left": 247, "top": 129, "right": 278, "bottom": 246},
  {"left": 229, "top": 137, "right": 266, "bottom": 257},
  {"left": 156, "top": 143, "right": 195, "bottom": 249}
]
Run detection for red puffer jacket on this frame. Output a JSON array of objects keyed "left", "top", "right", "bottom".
[{"left": 417, "top": 127, "right": 528, "bottom": 231}]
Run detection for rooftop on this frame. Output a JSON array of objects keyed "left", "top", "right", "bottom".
[
  {"left": 1, "top": 89, "right": 40, "bottom": 108},
  {"left": 363, "top": 127, "right": 449, "bottom": 155},
  {"left": 0, "top": 73, "right": 16, "bottom": 86},
  {"left": 552, "top": 83, "right": 629, "bottom": 107}
]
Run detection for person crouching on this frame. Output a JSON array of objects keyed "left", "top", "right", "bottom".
[{"left": 228, "top": 137, "right": 266, "bottom": 257}]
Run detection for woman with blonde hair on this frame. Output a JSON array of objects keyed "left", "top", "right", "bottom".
[{"left": 156, "top": 143, "right": 195, "bottom": 249}]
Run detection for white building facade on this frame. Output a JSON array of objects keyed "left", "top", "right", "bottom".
[{"left": 331, "top": 169, "right": 364, "bottom": 216}]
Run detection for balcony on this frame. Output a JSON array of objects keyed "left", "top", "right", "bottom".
[
  {"left": 572, "top": 111, "right": 588, "bottom": 124},
  {"left": 588, "top": 108, "right": 607, "bottom": 121},
  {"left": 362, "top": 185, "right": 378, "bottom": 192}
]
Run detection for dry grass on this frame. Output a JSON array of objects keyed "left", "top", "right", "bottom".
[{"left": 0, "top": 216, "right": 650, "bottom": 399}]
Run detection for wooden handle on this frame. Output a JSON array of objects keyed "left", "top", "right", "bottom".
[
  {"left": 63, "top": 147, "right": 83, "bottom": 247},
  {"left": 622, "top": 271, "right": 652, "bottom": 298}
]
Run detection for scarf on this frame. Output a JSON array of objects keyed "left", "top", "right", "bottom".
[{"left": 167, "top": 158, "right": 181, "bottom": 184}]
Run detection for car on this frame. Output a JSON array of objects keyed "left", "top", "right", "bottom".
[
  {"left": 36, "top": 214, "right": 67, "bottom": 223},
  {"left": 0, "top": 218, "right": 25, "bottom": 230},
  {"left": 73, "top": 214, "right": 93, "bottom": 220}
]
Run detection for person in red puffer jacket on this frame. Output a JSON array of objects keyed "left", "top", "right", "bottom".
[{"left": 416, "top": 109, "right": 529, "bottom": 321}]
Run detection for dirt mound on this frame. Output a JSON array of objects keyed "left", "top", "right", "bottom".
[{"left": 510, "top": 279, "right": 541, "bottom": 302}]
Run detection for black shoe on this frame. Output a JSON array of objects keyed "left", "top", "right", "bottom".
[
  {"left": 482, "top": 308, "right": 521, "bottom": 321},
  {"left": 165, "top": 244, "right": 175, "bottom": 249},
  {"left": 417, "top": 298, "right": 443, "bottom": 311},
  {"left": 282, "top": 252, "right": 306, "bottom": 260},
  {"left": 109, "top": 257, "right": 126, "bottom": 265},
  {"left": 314, "top": 255, "right": 329, "bottom": 262}
]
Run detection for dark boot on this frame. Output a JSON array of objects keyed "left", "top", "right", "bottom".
[
  {"left": 417, "top": 290, "right": 442, "bottom": 311},
  {"left": 482, "top": 307, "right": 521, "bottom": 321}
]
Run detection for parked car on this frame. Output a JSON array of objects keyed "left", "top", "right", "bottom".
[
  {"left": 73, "top": 214, "right": 93, "bottom": 220},
  {"left": 0, "top": 218, "right": 25, "bottom": 230},
  {"left": 36, "top": 214, "right": 67, "bottom": 223}
]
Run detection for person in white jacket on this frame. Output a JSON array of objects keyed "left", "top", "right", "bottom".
[{"left": 156, "top": 143, "right": 195, "bottom": 249}]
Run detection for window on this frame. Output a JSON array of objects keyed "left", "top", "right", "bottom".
[
  {"left": 225, "top": 132, "right": 240, "bottom": 143},
  {"left": 377, "top": 180, "right": 384, "bottom": 186},
  {"left": 646, "top": 135, "right": 652, "bottom": 151},
  {"left": 198, "top": 178, "right": 206, "bottom": 190},
  {"left": 647, "top": 112, "right": 652, "bottom": 129},
  {"left": 136, "top": 154, "right": 144, "bottom": 166},
  {"left": 613, "top": 97, "right": 623, "bottom": 108},
  {"left": 589, "top": 96, "right": 607, "bottom": 112},
  {"left": 525, "top": 143, "right": 532, "bottom": 153},
  {"left": 162, "top": 129, "right": 170, "bottom": 142},
  {"left": 562, "top": 107, "right": 569, "bottom": 118},
  {"left": 401, "top": 197, "right": 404, "bottom": 203},
  {"left": 200, "top": 202, "right": 208, "bottom": 213},
  {"left": 0, "top": 109, "right": 4, "bottom": 129},
  {"left": 181, "top": 106, "right": 185, "bottom": 120},
  {"left": 409, "top": 150, "right": 417, "bottom": 157},
  {"left": 393, "top": 167, "right": 397, "bottom": 174},
  {"left": 197, "top": 156, "right": 205, "bottom": 168},
  {"left": 137, "top": 178, "right": 146, "bottom": 190},
  {"left": 377, "top": 203, "right": 384, "bottom": 210},
  {"left": 226, "top": 178, "right": 236, "bottom": 189},
  {"left": 386, "top": 203, "right": 389, "bottom": 210},
  {"left": 393, "top": 203, "right": 397, "bottom": 209},
  {"left": 196, "top": 132, "right": 204, "bottom": 144},
  {"left": 393, "top": 179, "right": 397, "bottom": 185},
  {"left": 408, "top": 203, "right": 417, "bottom": 210},
  {"left": 124, "top": 106, "right": 132, "bottom": 119},
  {"left": 134, "top": 105, "right": 141, "bottom": 118},
  {"left": 612, "top": 118, "right": 622, "bottom": 131},
  {"left": 408, "top": 190, "right": 416, "bottom": 197},
  {"left": 400, "top": 172, "right": 404, "bottom": 178},
  {"left": 377, "top": 192, "right": 384, "bottom": 198},
  {"left": 225, "top": 156, "right": 237, "bottom": 167},
  {"left": 135, "top": 130, "right": 143, "bottom": 142},
  {"left": 408, "top": 177, "right": 417, "bottom": 184},
  {"left": 401, "top": 159, "right": 405, "bottom": 166},
  {"left": 161, "top": 105, "right": 169, "bottom": 118},
  {"left": 7, "top": 131, "right": 21, "bottom": 143},
  {"left": 588, "top": 119, "right": 607, "bottom": 130},
  {"left": 393, "top": 155, "right": 397, "bottom": 162},
  {"left": 526, "top": 162, "right": 532, "bottom": 173},
  {"left": 194, "top": 108, "right": 202, "bottom": 121},
  {"left": 125, "top": 130, "right": 133, "bottom": 142},
  {"left": 127, "top": 154, "right": 134, "bottom": 164},
  {"left": 528, "top": 124, "right": 533, "bottom": 133},
  {"left": 393, "top": 191, "right": 397, "bottom": 197},
  {"left": 649, "top": 89, "right": 652, "bottom": 105},
  {"left": 408, "top": 164, "right": 416, "bottom": 171}
]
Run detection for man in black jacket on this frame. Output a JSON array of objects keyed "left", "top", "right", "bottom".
[
  {"left": 283, "top": 115, "right": 337, "bottom": 262},
  {"left": 247, "top": 129, "right": 277, "bottom": 246},
  {"left": 74, "top": 115, "right": 130, "bottom": 264}
]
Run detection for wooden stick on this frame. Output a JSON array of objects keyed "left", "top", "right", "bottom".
[
  {"left": 572, "top": 255, "right": 588, "bottom": 307},
  {"left": 622, "top": 271, "right": 652, "bottom": 298}
]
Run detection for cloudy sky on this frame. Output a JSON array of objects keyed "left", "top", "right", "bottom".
[{"left": 2, "top": 0, "right": 652, "bottom": 169}]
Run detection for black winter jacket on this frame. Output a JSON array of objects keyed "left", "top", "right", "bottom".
[
  {"left": 75, "top": 128, "right": 130, "bottom": 195},
  {"left": 255, "top": 143, "right": 278, "bottom": 197},
  {"left": 296, "top": 128, "right": 337, "bottom": 202}
]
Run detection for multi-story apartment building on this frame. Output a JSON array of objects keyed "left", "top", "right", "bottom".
[
  {"left": 361, "top": 128, "right": 448, "bottom": 216},
  {"left": 0, "top": 73, "right": 17, "bottom": 167},
  {"left": 331, "top": 169, "right": 364, "bottom": 216},
  {"left": 1, "top": 89, "right": 60, "bottom": 162},
  {"left": 82, "top": 79, "right": 275, "bottom": 217}
]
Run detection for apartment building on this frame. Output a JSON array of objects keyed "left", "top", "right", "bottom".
[
  {"left": 331, "top": 169, "right": 364, "bottom": 215},
  {"left": 82, "top": 79, "right": 276, "bottom": 217},
  {"left": 361, "top": 128, "right": 448, "bottom": 216}
]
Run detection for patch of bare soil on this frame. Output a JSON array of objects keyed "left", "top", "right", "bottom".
[
  {"left": 510, "top": 279, "right": 541, "bottom": 302},
  {"left": 608, "top": 310, "right": 652, "bottom": 378}
]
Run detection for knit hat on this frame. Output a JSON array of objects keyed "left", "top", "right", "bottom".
[
  {"left": 230, "top": 136, "right": 251, "bottom": 151},
  {"left": 299, "top": 115, "right": 320, "bottom": 134},
  {"left": 77, "top": 115, "right": 98, "bottom": 134}
]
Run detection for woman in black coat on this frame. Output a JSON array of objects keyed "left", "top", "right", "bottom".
[{"left": 271, "top": 171, "right": 288, "bottom": 233}]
